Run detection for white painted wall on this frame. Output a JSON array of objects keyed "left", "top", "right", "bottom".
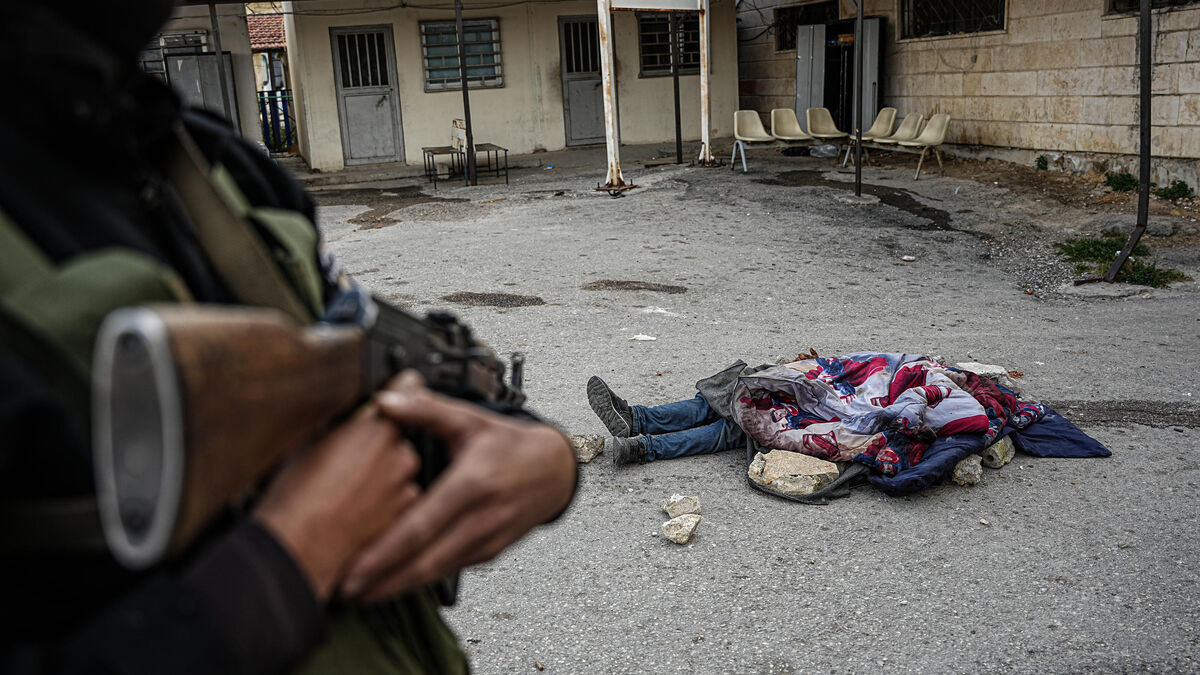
[
  {"left": 163, "top": 5, "right": 261, "bottom": 142},
  {"left": 284, "top": 0, "right": 738, "bottom": 171}
]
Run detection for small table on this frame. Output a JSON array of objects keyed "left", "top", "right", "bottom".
[
  {"left": 471, "top": 143, "right": 509, "bottom": 185},
  {"left": 422, "top": 146, "right": 465, "bottom": 189}
]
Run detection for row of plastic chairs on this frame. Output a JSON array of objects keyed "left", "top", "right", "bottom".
[{"left": 732, "top": 107, "right": 951, "bottom": 180}]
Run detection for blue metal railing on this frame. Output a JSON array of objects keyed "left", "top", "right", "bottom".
[{"left": 258, "top": 89, "right": 295, "bottom": 153}]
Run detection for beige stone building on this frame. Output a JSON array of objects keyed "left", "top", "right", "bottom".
[
  {"left": 737, "top": 0, "right": 1200, "bottom": 185},
  {"left": 282, "top": 0, "right": 739, "bottom": 172}
]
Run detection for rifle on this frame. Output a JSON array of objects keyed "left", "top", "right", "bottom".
[{"left": 90, "top": 299, "right": 525, "bottom": 600}]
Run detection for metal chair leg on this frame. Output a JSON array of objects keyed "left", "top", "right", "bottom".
[
  {"left": 729, "top": 142, "right": 737, "bottom": 171},
  {"left": 934, "top": 148, "right": 944, "bottom": 175},
  {"left": 914, "top": 146, "right": 928, "bottom": 180},
  {"left": 841, "top": 142, "right": 853, "bottom": 168}
]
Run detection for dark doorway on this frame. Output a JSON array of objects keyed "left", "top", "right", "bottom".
[{"left": 822, "top": 20, "right": 857, "bottom": 133}]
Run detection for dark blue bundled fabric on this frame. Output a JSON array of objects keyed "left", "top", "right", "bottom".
[
  {"left": 865, "top": 405, "right": 1110, "bottom": 495},
  {"left": 867, "top": 433, "right": 986, "bottom": 495},
  {"left": 1004, "top": 405, "right": 1112, "bottom": 459}
]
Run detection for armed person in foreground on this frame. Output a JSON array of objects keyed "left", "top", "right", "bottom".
[{"left": 0, "top": 2, "right": 576, "bottom": 673}]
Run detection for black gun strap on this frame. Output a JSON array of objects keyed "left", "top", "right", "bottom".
[{"left": 167, "top": 125, "right": 313, "bottom": 324}]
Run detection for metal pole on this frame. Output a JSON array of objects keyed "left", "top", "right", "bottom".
[
  {"left": 670, "top": 13, "right": 682, "bottom": 165},
  {"left": 455, "top": 0, "right": 477, "bottom": 186},
  {"left": 208, "top": 2, "right": 234, "bottom": 124},
  {"left": 696, "top": 0, "right": 713, "bottom": 164},
  {"left": 1105, "top": 0, "right": 1152, "bottom": 282},
  {"left": 597, "top": 0, "right": 626, "bottom": 188},
  {"left": 853, "top": 1, "right": 863, "bottom": 196}
]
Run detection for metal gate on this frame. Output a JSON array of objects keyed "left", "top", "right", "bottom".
[
  {"left": 330, "top": 26, "right": 404, "bottom": 165},
  {"left": 258, "top": 89, "right": 295, "bottom": 154},
  {"left": 559, "top": 17, "right": 604, "bottom": 146}
]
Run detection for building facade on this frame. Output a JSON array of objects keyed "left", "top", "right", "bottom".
[
  {"left": 737, "top": 0, "right": 1200, "bottom": 185},
  {"left": 282, "top": 0, "right": 739, "bottom": 171}
]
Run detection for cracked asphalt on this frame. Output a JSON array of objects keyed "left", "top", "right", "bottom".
[{"left": 312, "top": 148, "right": 1200, "bottom": 674}]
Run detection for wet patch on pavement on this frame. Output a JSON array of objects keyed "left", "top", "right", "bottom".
[
  {"left": 441, "top": 291, "right": 546, "bottom": 307},
  {"left": 312, "top": 186, "right": 464, "bottom": 227},
  {"left": 581, "top": 280, "right": 688, "bottom": 294},
  {"left": 755, "top": 170, "right": 952, "bottom": 230},
  {"left": 1046, "top": 400, "right": 1200, "bottom": 428}
]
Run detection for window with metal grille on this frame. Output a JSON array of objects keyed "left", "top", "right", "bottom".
[
  {"left": 637, "top": 13, "right": 700, "bottom": 77},
  {"left": 563, "top": 20, "right": 600, "bottom": 75},
  {"left": 773, "top": 2, "right": 839, "bottom": 51},
  {"left": 1108, "top": 0, "right": 1199, "bottom": 12},
  {"left": 420, "top": 19, "right": 503, "bottom": 91},
  {"left": 901, "top": 0, "right": 1005, "bottom": 40},
  {"left": 335, "top": 32, "right": 389, "bottom": 88}
]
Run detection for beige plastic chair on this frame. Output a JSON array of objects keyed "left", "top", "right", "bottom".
[
  {"left": 805, "top": 107, "right": 848, "bottom": 140},
  {"left": 842, "top": 107, "right": 897, "bottom": 166},
  {"left": 898, "top": 113, "right": 951, "bottom": 180},
  {"left": 769, "top": 108, "right": 813, "bottom": 142},
  {"left": 872, "top": 112, "right": 923, "bottom": 145},
  {"left": 730, "top": 110, "right": 776, "bottom": 172}
]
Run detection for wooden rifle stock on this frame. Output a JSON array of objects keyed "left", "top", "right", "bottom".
[{"left": 93, "top": 305, "right": 368, "bottom": 570}]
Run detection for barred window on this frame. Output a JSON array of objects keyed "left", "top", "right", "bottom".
[
  {"left": 420, "top": 19, "right": 503, "bottom": 91},
  {"left": 901, "top": 0, "right": 1005, "bottom": 40},
  {"left": 637, "top": 13, "right": 700, "bottom": 77},
  {"left": 773, "top": 2, "right": 838, "bottom": 51},
  {"left": 1108, "top": 0, "right": 1199, "bottom": 12}
]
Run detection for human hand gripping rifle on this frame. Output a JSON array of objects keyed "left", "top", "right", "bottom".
[{"left": 90, "top": 298, "right": 525, "bottom": 600}]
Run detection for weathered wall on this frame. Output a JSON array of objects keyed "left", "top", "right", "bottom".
[
  {"left": 737, "top": 0, "right": 1200, "bottom": 184},
  {"left": 163, "top": 5, "right": 261, "bottom": 141},
  {"left": 284, "top": 0, "right": 738, "bottom": 171}
]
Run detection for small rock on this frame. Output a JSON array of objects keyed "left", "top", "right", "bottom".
[
  {"left": 901, "top": 255, "right": 917, "bottom": 262},
  {"left": 662, "top": 514, "right": 701, "bottom": 544},
  {"left": 953, "top": 454, "right": 983, "bottom": 486},
  {"left": 630, "top": 334, "right": 657, "bottom": 341},
  {"left": 660, "top": 494, "right": 702, "bottom": 518},
  {"left": 566, "top": 434, "right": 604, "bottom": 463},
  {"left": 953, "top": 361, "right": 1021, "bottom": 394},
  {"left": 980, "top": 518, "right": 991, "bottom": 526},
  {"left": 982, "top": 436, "right": 1016, "bottom": 469},
  {"left": 747, "top": 450, "right": 839, "bottom": 496}
]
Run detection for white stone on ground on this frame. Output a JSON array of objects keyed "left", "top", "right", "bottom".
[
  {"left": 661, "top": 514, "right": 701, "bottom": 544},
  {"left": 953, "top": 454, "right": 984, "bottom": 486},
  {"left": 566, "top": 434, "right": 604, "bottom": 463},
  {"left": 953, "top": 362, "right": 1022, "bottom": 394},
  {"left": 982, "top": 436, "right": 1016, "bottom": 469},
  {"left": 660, "top": 494, "right": 701, "bottom": 518},
  {"left": 747, "top": 450, "right": 839, "bottom": 496}
]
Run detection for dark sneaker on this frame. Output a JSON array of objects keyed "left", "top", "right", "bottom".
[
  {"left": 607, "top": 436, "right": 648, "bottom": 465},
  {"left": 587, "top": 376, "right": 636, "bottom": 437}
]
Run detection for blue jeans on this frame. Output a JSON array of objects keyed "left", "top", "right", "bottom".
[{"left": 632, "top": 393, "right": 746, "bottom": 461}]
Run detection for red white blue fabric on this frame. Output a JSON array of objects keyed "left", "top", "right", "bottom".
[{"left": 732, "top": 353, "right": 1045, "bottom": 476}]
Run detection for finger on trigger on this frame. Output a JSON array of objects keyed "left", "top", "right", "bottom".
[{"left": 343, "top": 463, "right": 476, "bottom": 593}]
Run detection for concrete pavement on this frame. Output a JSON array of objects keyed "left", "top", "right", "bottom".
[{"left": 307, "top": 145, "right": 1200, "bottom": 674}]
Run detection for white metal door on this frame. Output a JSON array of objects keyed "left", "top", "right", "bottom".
[
  {"left": 559, "top": 17, "right": 605, "bottom": 146},
  {"left": 794, "top": 24, "right": 825, "bottom": 119},
  {"left": 331, "top": 26, "right": 404, "bottom": 165},
  {"left": 851, "top": 18, "right": 882, "bottom": 131}
]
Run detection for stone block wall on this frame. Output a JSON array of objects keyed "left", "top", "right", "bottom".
[{"left": 737, "top": 0, "right": 1200, "bottom": 184}]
